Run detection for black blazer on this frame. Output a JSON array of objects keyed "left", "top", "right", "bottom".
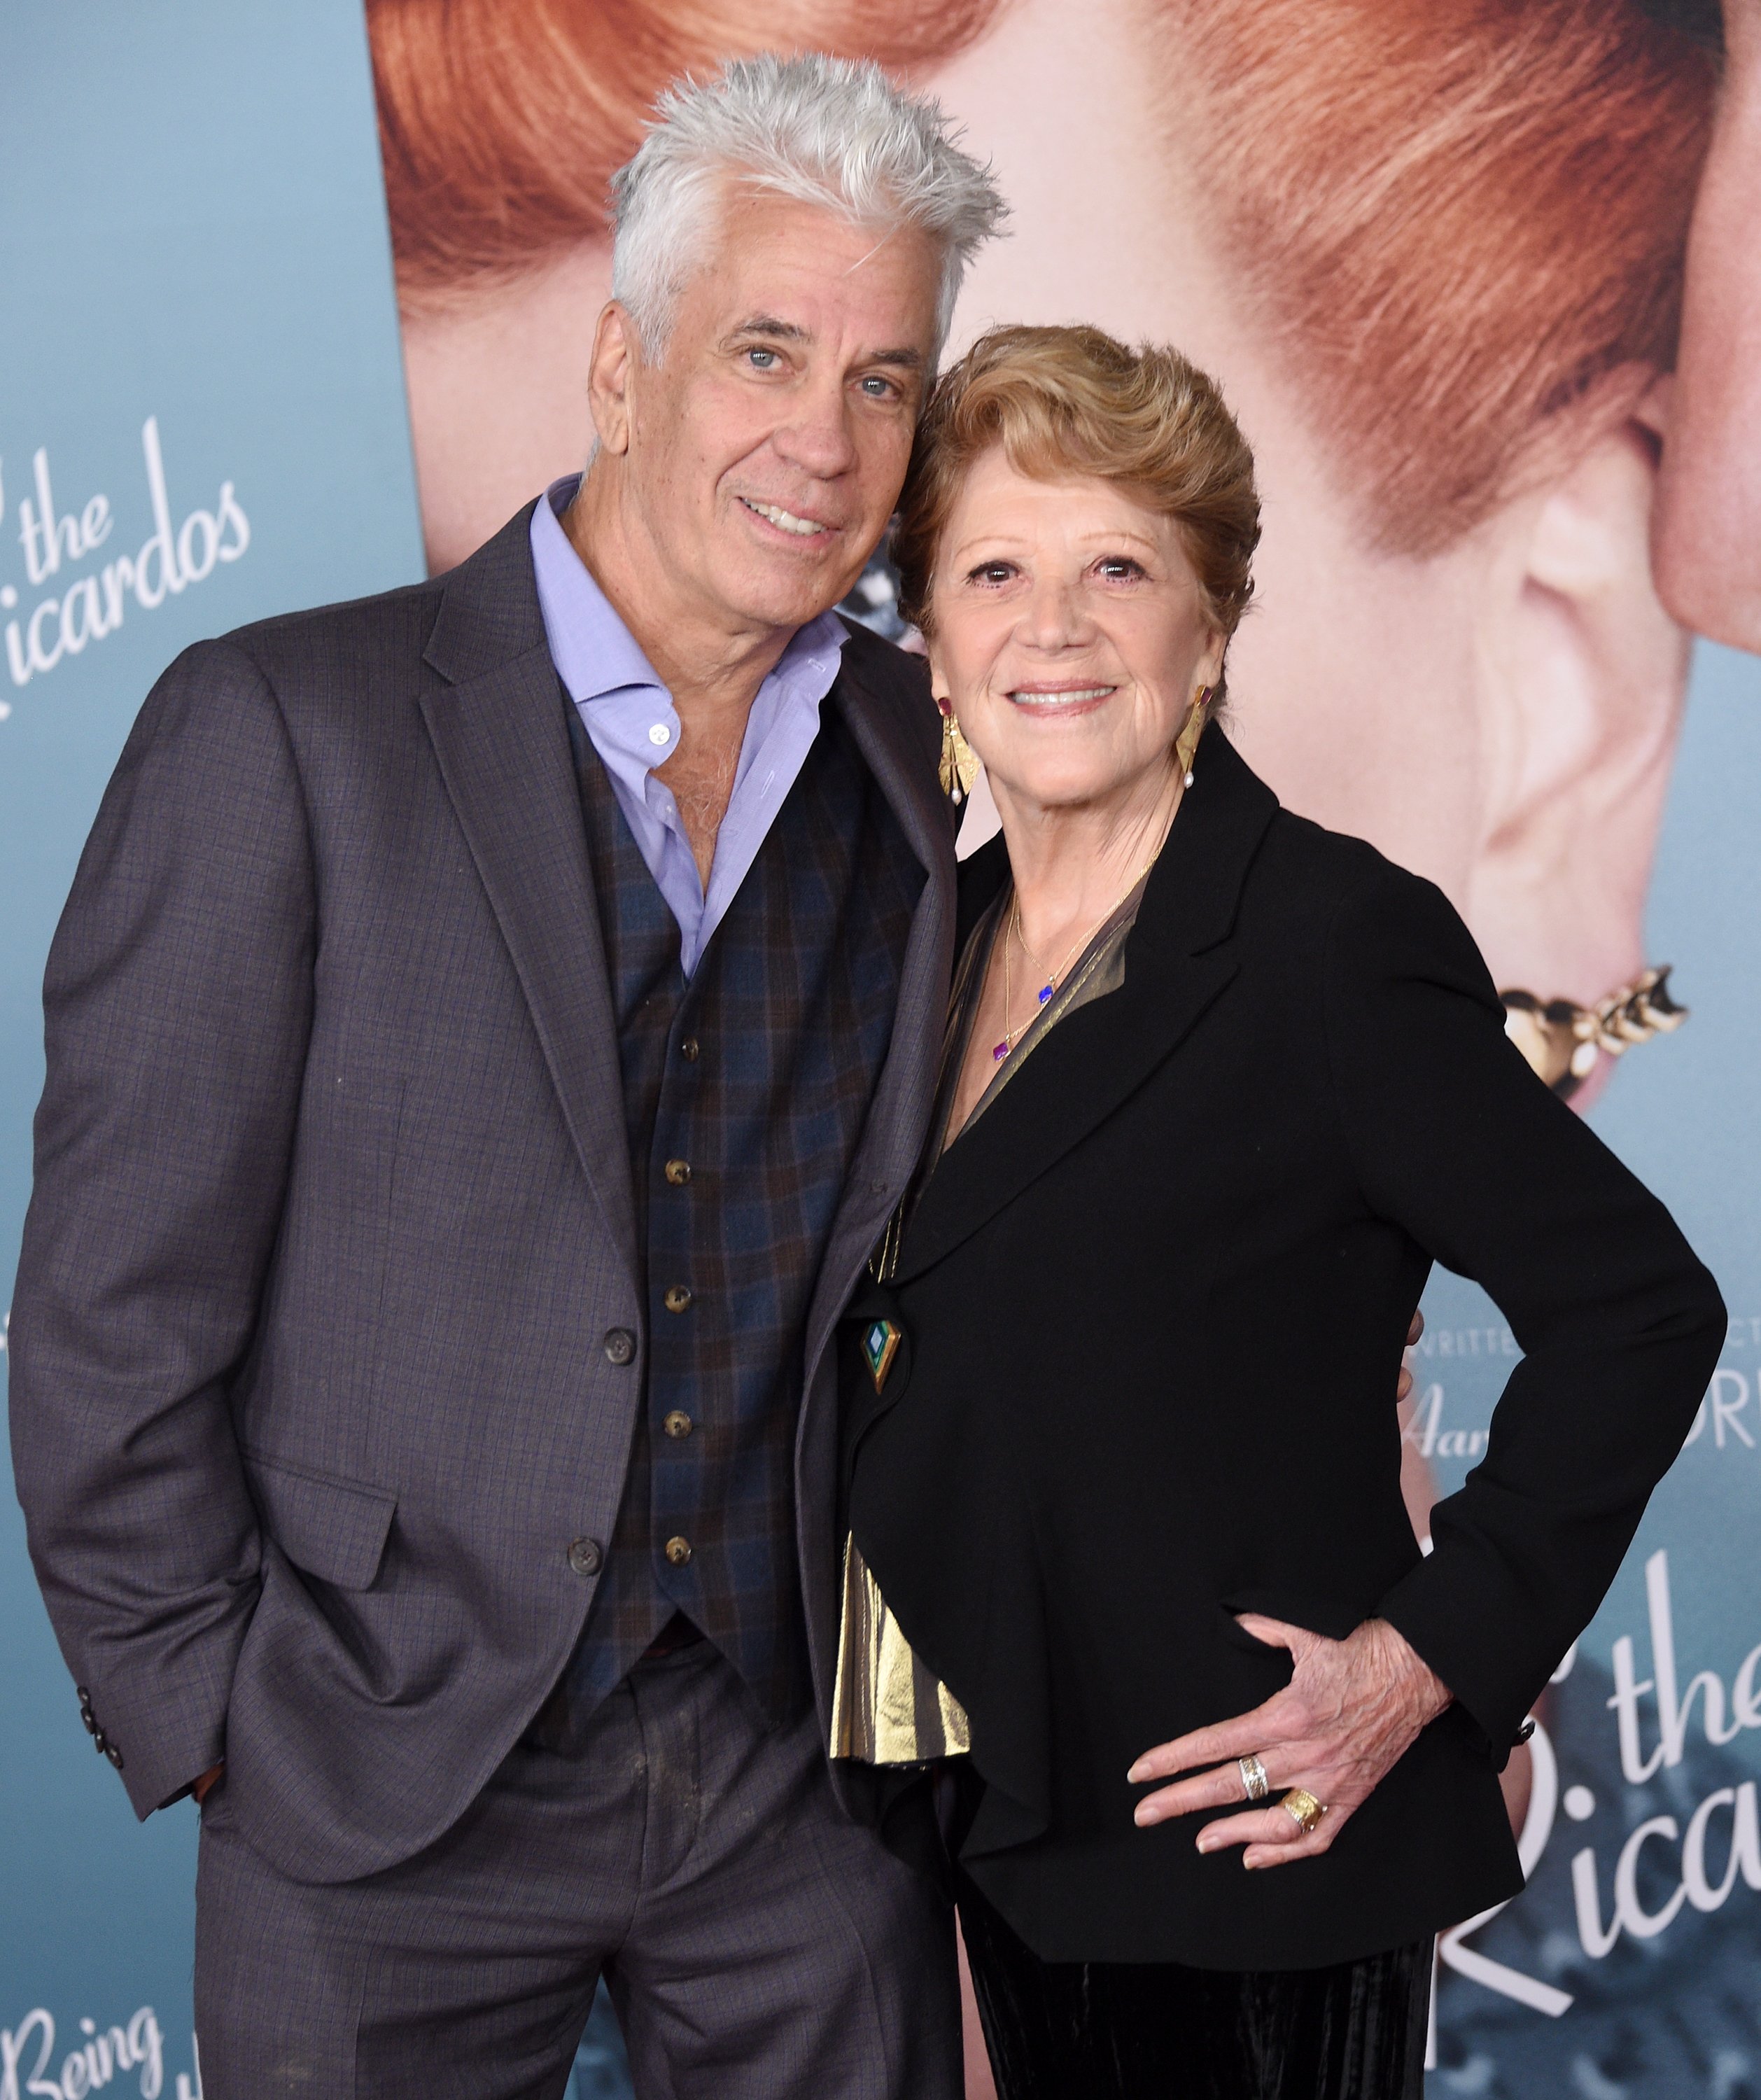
[{"left": 843, "top": 729, "right": 1723, "bottom": 1970}]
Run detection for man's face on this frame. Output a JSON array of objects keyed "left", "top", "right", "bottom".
[{"left": 603, "top": 185, "right": 942, "bottom": 637}]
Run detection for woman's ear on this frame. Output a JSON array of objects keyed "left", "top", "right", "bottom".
[{"left": 1461, "top": 385, "right": 1691, "bottom": 1017}]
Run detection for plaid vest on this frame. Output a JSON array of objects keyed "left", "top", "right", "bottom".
[{"left": 553, "top": 685, "right": 925, "bottom": 1727}]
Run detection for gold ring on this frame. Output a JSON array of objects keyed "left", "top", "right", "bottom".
[
  {"left": 1238, "top": 1754, "right": 1270, "bottom": 1802},
  {"left": 1279, "top": 1787, "right": 1325, "bottom": 1835}
]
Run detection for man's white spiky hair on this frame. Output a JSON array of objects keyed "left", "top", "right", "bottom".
[{"left": 609, "top": 52, "right": 1008, "bottom": 360}]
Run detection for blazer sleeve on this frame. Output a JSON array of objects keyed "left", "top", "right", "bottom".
[
  {"left": 1320, "top": 859, "right": 1725, "bottom": 1756},
  {"left": 8, "top": 638, "right": 316, "bottom": 1817}
]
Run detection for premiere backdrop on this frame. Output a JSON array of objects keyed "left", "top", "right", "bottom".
[
  {"left": 3, "top": 4, "right": 1758, "bottom": 2099},
  {"left": 0, "top": 7, "right": 423, "bottom": 2095}
]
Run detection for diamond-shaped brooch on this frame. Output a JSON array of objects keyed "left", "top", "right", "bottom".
[{"left": 861, "top": 1318, "right": 901, "bottom": 1394}]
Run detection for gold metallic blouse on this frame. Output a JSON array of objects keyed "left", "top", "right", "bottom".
[{"left": 831, "top": 870, "right": 1146, "bottom": 1767}]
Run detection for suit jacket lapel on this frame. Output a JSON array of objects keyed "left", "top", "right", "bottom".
[
  {"left": 418, "top": 507, "right": 638, "bottom": 1283},
  {"left": 799, "top": 640, "right": 957, "bottom": 1370},
  {"left": 893, "top": 729, "right": 1279, "bottom": 1282}
]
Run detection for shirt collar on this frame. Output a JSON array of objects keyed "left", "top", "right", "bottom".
[{"left": 531, "top": 475, "right": 850, "bottom": 719}]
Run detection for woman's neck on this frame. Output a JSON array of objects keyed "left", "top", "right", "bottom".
[{"left": 994, "top": 760, "right": 1186, "bottom": 965}]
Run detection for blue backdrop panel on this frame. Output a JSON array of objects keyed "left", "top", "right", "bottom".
[
  {"left": 1419, "top": 640, "right": 1761, "bottom": 2094},
  {"left": 0, "top": 5, "right": 423, "bottom": 2091}
]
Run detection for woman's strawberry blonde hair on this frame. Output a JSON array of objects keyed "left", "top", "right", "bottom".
[{"left": 892, "top": 324, "right": 1261, "bottom": 694}]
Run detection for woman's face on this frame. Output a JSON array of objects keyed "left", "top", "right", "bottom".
[{"left": 927, "top": 449, "right": 1223, "bottom": 822}]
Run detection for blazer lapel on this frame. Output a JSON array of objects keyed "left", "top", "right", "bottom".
[
  {"left": 418, "top": 507, "right": 638, "bottom": 1281},
  {"left": 893, "top": 729, "right": 1279, "bottom": 1283},
  {"left": 799, "top": 641, "right": 958, "bottom": 1366}
]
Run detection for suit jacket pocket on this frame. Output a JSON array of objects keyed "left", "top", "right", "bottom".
[{"left": 246, "top": 1450, "right": 397, "bottom": 1591}]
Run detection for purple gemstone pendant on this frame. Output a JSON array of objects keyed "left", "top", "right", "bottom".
[{"left": 992, "top": 1040, "right": 1011, "bottom": 1062}]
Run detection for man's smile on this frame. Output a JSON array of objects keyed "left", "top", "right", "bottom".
[{"left": 738, "top": 495, "right": 838, "bottom": 540}]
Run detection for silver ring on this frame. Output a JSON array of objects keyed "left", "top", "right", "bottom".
[{"left": 1238, "top": 1753, "right": 1270, "bottom": 1802}]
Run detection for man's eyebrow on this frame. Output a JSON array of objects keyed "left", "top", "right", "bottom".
[
  {"left": 723, "top": 315, "right": 811, "bottom": 345},
  {"left": 865, "top": 347, "right": 925, "bottom": 370}
]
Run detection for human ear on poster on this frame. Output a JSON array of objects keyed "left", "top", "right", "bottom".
[{"left": 1461, "top": 372, "right": 1690, "bottom": 1065}]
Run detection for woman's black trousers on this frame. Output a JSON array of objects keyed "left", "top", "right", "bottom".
[{"left": 958, "top": 1870, "right": 1431, "bottom": 2100}]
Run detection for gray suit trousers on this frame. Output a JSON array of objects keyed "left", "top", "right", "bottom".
[{"left": 193, "top": 1642, "right": 961, "bottom": 2099}]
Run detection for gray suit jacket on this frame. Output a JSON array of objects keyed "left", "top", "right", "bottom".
[{"left": 8, "top": 507, "right": 956, "bottom": 1881}]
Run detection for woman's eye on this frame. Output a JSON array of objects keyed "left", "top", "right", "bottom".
[
  {"left": 967, "top": 563, "right": 1018, "bottom": 586},
  {"left": 1096, "top": 556, "right": 1144, "bottom": 581}
]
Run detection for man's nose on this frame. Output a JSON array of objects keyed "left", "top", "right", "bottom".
[{"left": 772, "top": 374, "right": 860, "bottom": 479}]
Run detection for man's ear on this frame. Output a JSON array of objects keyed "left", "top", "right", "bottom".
[
  {"left": 587, "top": 302, "right": 639, "bottom": 456},
  {"left": 1462, "top": 385, "right": 1691, "bottom": 1016}
]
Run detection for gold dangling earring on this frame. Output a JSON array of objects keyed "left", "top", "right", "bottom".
[
  {"left": 1177, "top": 684, "right": 1212, "bottom": 789},
  {"left": 937, "top": 699, "right": 980, "bottom": 806}
]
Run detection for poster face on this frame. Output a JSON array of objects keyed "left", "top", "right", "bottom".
[
  {"left": 371, "top": 0, "right": 1758, "bottom": 2089},
  {"left": 0, "top": 3, "right": 423, "bottom": 2087}
]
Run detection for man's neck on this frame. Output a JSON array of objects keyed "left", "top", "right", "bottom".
[
  {"left": 563, "top": 470, "right": 810, "bottom": 885},
  {"left": 563, "top": 469, "right": 796, "bottom": 725}
]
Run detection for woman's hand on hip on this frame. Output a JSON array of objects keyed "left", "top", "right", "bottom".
[{"left": 1126, "top": 1616, "right": 1452, "bottom": 1869}]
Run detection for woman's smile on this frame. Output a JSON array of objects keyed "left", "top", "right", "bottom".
[{"left": 1003, "top": 681, "right": 1119, "bottom": 715}]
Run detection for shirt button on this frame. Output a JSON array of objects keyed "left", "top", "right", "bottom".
[
  {"left": 663, "top": 1410, "right": 694, "bottom": 1439},
  {"left": 663, "top": 1285, "right": 693, "bottom": 1314},
  {"left": 603, "top": 1328, "right": 637, "bottom": 1366},
  {"left": 649, "top": 722, "right": 671, "bottom": 746},
  {"left": 664, "top": 1159, "right": 692, "bottom": 1186},
  {"left": 665, "top": 1536, "right": 693, "bottom": 1567},
  {"left": 568, "top": 1537, "right": 603, "bottom": 1577},
  {"left": 680, "top": 1037, "right": 700, "bottom": 1063}
]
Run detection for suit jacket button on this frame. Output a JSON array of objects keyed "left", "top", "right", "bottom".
[
  {"left": 106, "top": 1745, "right": 125, "bottom": 1770},
  {"left": 664, "top": 1158, "right": 692, "bottom": 1186},
  {"left": 81, "top": 1709, "right": 99, "bottom": 1737},
  {"left": 679, "top": 1037, "right": 700, "bottom": 1063},
  {"left": 91, "top": 1729, "right": 108, "bottom": 1754},
  {"left": 568, "top": 1538, "right": 603, "bottom": 1577},
  {"left": 665, "top": 1536, "right": 693, "bottom": 1567},
  {"left": 663, "top": 1410, "right": 693, "bottom": 1439},
  {"left": 663, "top": 1285, "right": 692, "bottom": 1314},
  {"left": 603, "top": 1329, "right": 636, "bottom": 1366}
]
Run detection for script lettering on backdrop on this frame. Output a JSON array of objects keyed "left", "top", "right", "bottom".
[
  {"left": 0, "top": 420, "right": 249, "bottom": 713},
  {"left": 1407, "top": 1334, "right": 1761, "bottom": 2047},
  {"left": 0, "top": 2005, "right": 201, "bottom": 2100}
]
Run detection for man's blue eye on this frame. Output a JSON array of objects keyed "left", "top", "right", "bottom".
[{"left": 748, "top": 349, "right": 778, "bottom": 368}]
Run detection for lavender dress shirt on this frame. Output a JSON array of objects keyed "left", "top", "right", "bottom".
[{"left": 530, "top": 477, "right": 848, "bottom": 976}]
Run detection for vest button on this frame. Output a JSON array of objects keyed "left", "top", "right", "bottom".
[
  {"left": 680, "top": 1037, "right": 701, "bottom": 1063},
  {"left": 663, "top": 1285, "right": 693, "bottom": 1314},
  {"left": 664, "top": 1158, "right": 692, "bottom": 1186},
  {"left": 665, "top": 1535, "right": 693, "bottom": 1567},
  {"left": 663, "top": 1410, "right": 693, "bottom": 1439},
  {"left": 568, "top": 1537, "right": 603, "bottom": 1577},
  {"left": 603, "top": 1328, "right": 637, "bottom": 1366}
]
